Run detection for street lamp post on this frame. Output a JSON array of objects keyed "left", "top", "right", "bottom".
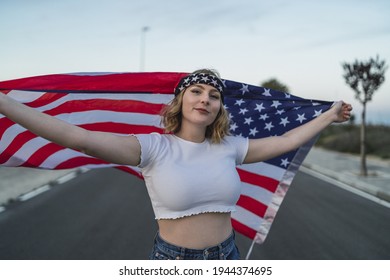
[{"left": 140, "top": 26, "right": 149, "bottom": 72}]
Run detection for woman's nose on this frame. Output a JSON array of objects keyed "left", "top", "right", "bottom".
[{"left": 200, "top": 94, "right": 210, "bottom": 104}]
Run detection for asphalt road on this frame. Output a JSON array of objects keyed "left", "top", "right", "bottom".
[{"left": 0, "top": 168, "right": 389, "bottom": 260}]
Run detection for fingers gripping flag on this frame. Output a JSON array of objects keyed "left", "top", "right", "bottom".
[{"left": 0, "top": 72, "right": 333, "bottom": 245}]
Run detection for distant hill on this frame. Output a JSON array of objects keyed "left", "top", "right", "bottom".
[{"left": 316, "top": 124, "right": 390, "bottom": 160}]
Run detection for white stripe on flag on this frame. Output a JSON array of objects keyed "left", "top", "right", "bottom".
[
  {"left": 240, "top": 182, "right": 274, "bottom": 206},
  {"left": 240, "top": 162, "right": 285, "bottom": 181},
  {"left": 233, "top": 205, "right": 265, "bottom": 230},
  {"left": 7, "top": 90, "right": 46, "bottom": 103}
]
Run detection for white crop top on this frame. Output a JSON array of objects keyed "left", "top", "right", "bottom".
[{"left": 134, "top": 133, "right": 249, "bottom": 219}]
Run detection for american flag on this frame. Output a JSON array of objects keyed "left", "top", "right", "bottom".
[{"left": 0, "top": 72, "right": 332, "bottom": 245}]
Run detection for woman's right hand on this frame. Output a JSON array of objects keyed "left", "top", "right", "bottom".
[{"left": 330, "top": 101, "right": 353, "bottom": 123}]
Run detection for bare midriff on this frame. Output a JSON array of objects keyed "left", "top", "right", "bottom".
[{"left": 157, "top": 212, "right": 233, "bottom": 249}]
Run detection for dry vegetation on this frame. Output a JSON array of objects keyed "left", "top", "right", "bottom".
[{"left": 316, "top": 124, "right": 390, "bottom": 159}]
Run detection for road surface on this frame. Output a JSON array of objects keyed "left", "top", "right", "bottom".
[{"left": 0, "top": 168, "right": 389, "bottom": 259}]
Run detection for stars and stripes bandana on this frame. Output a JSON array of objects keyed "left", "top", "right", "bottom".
[
  {"left": 0, "top": 72, "right": 333, "bottom": 245},
  {"left": 174, "top": 72, "right": 225, "bottom": 102}
]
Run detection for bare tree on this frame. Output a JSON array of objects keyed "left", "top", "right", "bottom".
[{"left": 342, "top": 55, "right": 387, "bottom": 176}]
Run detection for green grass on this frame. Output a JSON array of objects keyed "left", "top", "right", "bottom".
[{"left": 316, "top": 124, "right": 390, "bottom": 159}]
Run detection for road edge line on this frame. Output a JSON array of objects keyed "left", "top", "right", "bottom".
[{"left": 300, "top": 165, "right": 390, "bottom": 209}]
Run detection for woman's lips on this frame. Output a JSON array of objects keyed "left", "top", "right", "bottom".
[
  {"left": 194, "top": 108, "right": 209, "bottom": 114},
  {"left": 195, "top": 108, "right": 209, "bottom": 115}
]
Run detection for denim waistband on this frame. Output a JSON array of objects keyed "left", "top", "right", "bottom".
[{"left": 153, "top": 231, "right": 236, "bottom": 260}]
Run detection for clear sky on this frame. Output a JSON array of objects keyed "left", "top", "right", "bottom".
[{"left": 1, "top": 0, "right": 389, "bottom": 124}]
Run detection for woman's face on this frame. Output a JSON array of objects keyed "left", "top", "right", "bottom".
[{"left": 181, "top": 84, "right": 222, "bottom": 129}]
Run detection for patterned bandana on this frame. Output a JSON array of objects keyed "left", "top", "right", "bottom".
[{"left": 174, "top": 73, "right": 225, "bottom": 102}]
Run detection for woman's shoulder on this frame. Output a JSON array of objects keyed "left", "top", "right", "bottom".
[
  {"left": 135, "top": 132, "right": 169, "bottom": 139},
  {"left": 133, "top": 133, "right": 173, "bottom": 168},
  {"left": 222, "top": 135, "right": 248, "bottom": 145},
  {"left": 139, "top": 133, "right": 181, "bottom": 147}
]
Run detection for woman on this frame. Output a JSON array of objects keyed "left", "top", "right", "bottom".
[{"left": 0, "top": 69, "right": 352, "bottom": 260}]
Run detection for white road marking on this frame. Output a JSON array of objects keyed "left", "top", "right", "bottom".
[
  {"left": 300, "top": 166, "right": 390, "bottom": 208},
  {"left": 19, "top": 185, "right": 51, "bottom": 202},
  {"left": 56, "top": 172, "right": 78, "bottom": 184}
]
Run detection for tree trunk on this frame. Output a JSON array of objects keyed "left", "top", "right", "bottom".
[{"left": 360, "top": 102, "right": 368, "bottom": 176}]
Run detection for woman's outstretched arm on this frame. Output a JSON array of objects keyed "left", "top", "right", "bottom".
[
  {"left": 0, "top": 93, "right": 141, "bottom": 166},
  {"left": 244, "top": 101, "right": 352, "bottom": 164}
]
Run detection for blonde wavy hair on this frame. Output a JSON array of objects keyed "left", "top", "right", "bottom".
[{"left": 161, "top": 69, "right": 230, "bottom": 144}]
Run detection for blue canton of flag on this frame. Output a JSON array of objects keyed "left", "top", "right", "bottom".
[{"left": 224, "top": 79, "right": 332, "bottom": 168}]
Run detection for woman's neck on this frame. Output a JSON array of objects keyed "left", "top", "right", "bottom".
[{"left": 175, "top": 129, "right": 206, "bottom": 143}]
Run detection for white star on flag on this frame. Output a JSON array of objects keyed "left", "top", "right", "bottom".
[
  {"left": 313, "top": 109, "right": 323, "bottom": 117},
  {"left": 235, "top": 99, "right": 245, "bottom": 106},
  {"left": 264, "top": 122, "right": 274, "bottom": 131},
  {"left": 262, "top": 88, "right": 272, "bottom": 96},
  {"left": 244, "top": 117, "right": 254, "bottom": 125},
  {"left": 281, "top": 158, "right": 290, "bottom": 167},
  {"left": 249, "top": 127, "right": 259, "bottom": 136},
  {"left": 259, "top": 114, "right": 269, "bottom": 121},
  {"left": 240, "top": 84, "right": 249, "bottom": 94},
  {"left": 255, "top": 103, "right": 265, "bottom": 112},
  {"left": 296, "top": 113, "right": 307, "bottom": 123},
  {"left": 239, "top": 108, "right": 249, "bottom": 115},
  {"left": 230, "top": 123, "right": 238, "bottom": 131},
  {"left": 271, "top": 100, "right": 282, "bottom": 108},
  {"left": 279, "top": 117, "right": 290, "bottom": 127}
]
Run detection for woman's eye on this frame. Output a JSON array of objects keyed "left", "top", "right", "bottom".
[
  {"left": 211, "top": 94, "right": 220, "bottom": 100},
  {"left": 191, "top": 89, "right": 201, "bottom": 94}
]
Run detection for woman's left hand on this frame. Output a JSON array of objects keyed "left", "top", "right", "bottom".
[{"left": 331, "top": 101, "right": 353, "bottom": 123}]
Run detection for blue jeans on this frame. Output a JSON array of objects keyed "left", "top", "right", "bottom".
[{"left": 149, "top": 231, "right": 240, "bottom": 260}]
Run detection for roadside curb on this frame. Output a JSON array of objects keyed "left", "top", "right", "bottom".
[
  {"left": 302, "top": 162, "right": 390, "bottom": 203},
  {"left": 0, "top": 168, "right": 88, "bottom": 212}
]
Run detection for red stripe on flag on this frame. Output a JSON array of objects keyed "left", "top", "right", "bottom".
[
  {"left": 54, "top": 156, "right": 109, "bottom": 169},
  {"left": 0, "top": 73, "right": 188, "bottom": 93},
  {"left": 44, "top": 99, "right": 165, "bottom": 116},
  {"left": 20, "top": 143, "right": 63, "bottom": 167},
  {"left": 0, "top": 118, "right": 15, "bottom": 138},
  {"left": 115, "top": 166, "right": 144, "bottom": 179},
  {"left": 24, "top": 92, "right": 67, "bottom": 108},
  {"left": 237, "top": 168, "right": 279, "bottom": 193},
  {"left": 231, "top": 218, "right": 257, "bottom": 240},
  {"left": 237, "top": 195, "right": 268, "bottom": 218},
  {"left": 0, "top": 131, "right": 36, "bottom": 164}
]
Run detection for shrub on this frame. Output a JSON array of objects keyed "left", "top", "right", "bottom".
[{"left": 316, "top": 124, "right": 390, "bottom": 159}]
